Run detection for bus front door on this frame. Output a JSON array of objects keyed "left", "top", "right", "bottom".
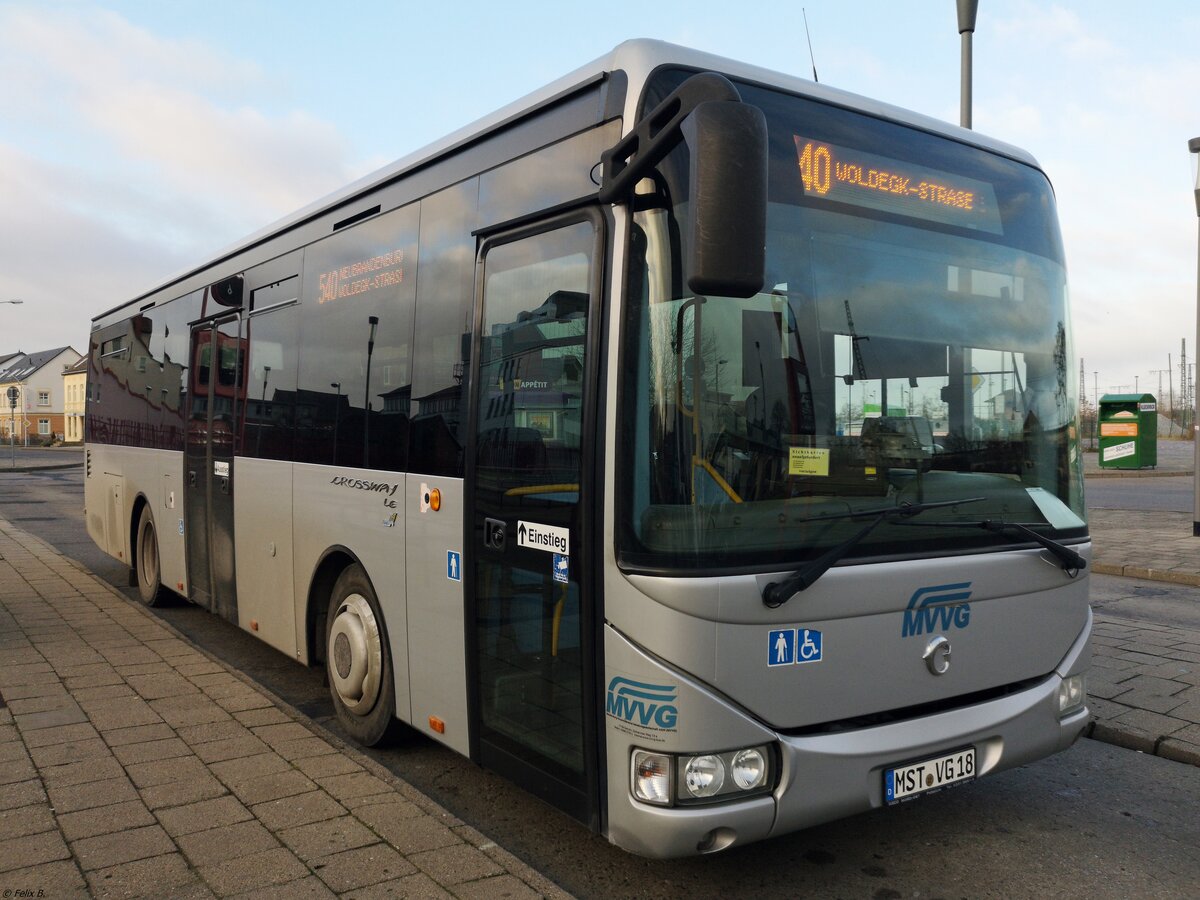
[
  {"left": 185, "top": 315, "right": 243, "bottom": 622},
  {"left": 467, "top": 215, "right": 602, "bottom": 827}
]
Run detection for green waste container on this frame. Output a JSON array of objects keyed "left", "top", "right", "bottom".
[{"left": 1098, "top": 393, "right": 1157, "bottom": 469}]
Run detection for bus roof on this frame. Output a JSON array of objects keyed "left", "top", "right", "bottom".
[{"left": 96, "top": 39, "right": 1042, "bottom": 325}]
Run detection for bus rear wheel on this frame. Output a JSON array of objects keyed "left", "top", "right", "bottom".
[
  {"left": 135, "top": 506, "right": 165, "bottom": 606},
  {"left": 325, "top": 564, "right": 398, "bottom": 746}
]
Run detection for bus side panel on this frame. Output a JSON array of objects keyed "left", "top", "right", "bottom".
[
  {"left": 85, "top": 445, "right": 184, "bottom": 583},
  {"left": 233, "top": 458, "right": 297, "bottom": 657},
  {"left": 403, "top": 474, "right": 470, "bottom": 756},
  {"left": 155, "top": 450, "right": 186, "bottom": 596},
  {"left": 292, "top": 463, "right": 411, "bottom": 721}
]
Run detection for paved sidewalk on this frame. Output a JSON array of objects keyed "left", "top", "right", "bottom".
[{"left": 0, "top": 517, "right": 569, "bottom": 899}]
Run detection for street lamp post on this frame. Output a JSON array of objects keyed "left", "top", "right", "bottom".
[
  {"left": 363, "top": 316, "right": 379, "bottom": 468},
  {"left": 330, "top": 382, "right": 341, "bottom": 465},
  {"left": 1190, "top": 137, "right": 1200, "bottom": 535},
  {"left": 957, "top": 0, "right": 979, "bottom": 129}
]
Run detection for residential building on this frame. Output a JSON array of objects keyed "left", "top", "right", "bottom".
[
  {"left": 0, "top": 346, "right": 83, "bottom": 444},
  {"left": 62, "top": 355, "right": 88, "bottom": 444}
]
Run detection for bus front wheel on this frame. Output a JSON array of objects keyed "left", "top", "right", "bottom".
[
  {"left": 135, "top": 506, "right": 165, "bottom": 607},
  {"left": 325, "top": 564, "right": 398, "bottom": 746}
]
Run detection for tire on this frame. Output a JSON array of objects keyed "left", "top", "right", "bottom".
[
  {"left": 135, "top": 506, "right": 166, "bottom": 606},
  {"left": 325, "top": 564, "right": 398, "bottom": 746}
]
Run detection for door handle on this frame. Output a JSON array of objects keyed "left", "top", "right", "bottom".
[
  {"left": 188, "top": 471, "right": 196, "bottom": 488},
  {"left": 484, "top": 518, "right": 506, "bottom": 551},
  {"left": 220, "top": 477, "right": 230, "bottom": 495}
]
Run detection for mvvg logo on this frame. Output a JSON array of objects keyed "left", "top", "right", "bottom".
[
  {"left": 606, "top": 677, "right": 679, "bottom": 730},
  {"left": 902, "top": 583, "right": 972, "bottom": 637}
]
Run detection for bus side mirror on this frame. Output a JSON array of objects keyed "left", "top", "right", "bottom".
[{"left": 682, "top": 101, "right": 768, "bottom": 299}]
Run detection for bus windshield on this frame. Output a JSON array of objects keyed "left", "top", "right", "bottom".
[{"left": 620, "top": 75, "right": 1085, "bottom": 572}]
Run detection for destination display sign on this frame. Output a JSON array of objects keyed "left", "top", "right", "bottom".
[{"left": 793, "top": 136, "right": 1002, "bottom": 234}]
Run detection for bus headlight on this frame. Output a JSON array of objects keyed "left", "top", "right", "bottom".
[
  {"left": 1057, "top": 674, "right": 1086, "bottom": 716},
  {"left": 631, "top": 745, "right": 773, "bottom": 807}
]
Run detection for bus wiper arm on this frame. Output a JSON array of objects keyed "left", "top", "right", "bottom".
[
  {"left": 900, "top": 519, "right": 1086, "bottom": 574},
  {"left": 761, "top": 497, "right": 985, "bottom": 608},
  {"left": 979, "top": 520, "right": 1086, "bottom": 573}
]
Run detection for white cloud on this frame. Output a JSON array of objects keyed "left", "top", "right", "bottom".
[{"left": 0, "top": 5, "right": 372, "bottom": 354}]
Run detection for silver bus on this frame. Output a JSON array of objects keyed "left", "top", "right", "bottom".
[{"left": 85, "top": 40, "right": 1090, "bottom": 857}]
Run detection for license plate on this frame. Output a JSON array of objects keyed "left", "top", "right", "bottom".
[{"left": 884, "top": 747, "right": 975, "bottom": 804}]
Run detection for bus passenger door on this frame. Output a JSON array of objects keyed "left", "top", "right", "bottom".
[
  {"left": 185, "top": 314, "right": 243, "bottom": 622},
  {"left": 467, "top": 214, "right": 603, "bottom": 826}
]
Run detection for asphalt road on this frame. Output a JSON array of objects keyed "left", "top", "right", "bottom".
[
  {"left": 1085, "top": 475, "right": 1192, "bottom": 512},
  {"left": 3, "top": 466, "right": 1200, "bottom": 898}
]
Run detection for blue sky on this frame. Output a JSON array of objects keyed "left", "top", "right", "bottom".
[{"left": 2, "top": 0, "right": 1198, "bottom": 401}]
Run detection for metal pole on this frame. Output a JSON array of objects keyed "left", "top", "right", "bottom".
[
  {"left": 1191, "top": 137, "right": 1200, "bottom": 535},
  {"left": 957, "top": 0, "right": 979, "bottom": 129}
]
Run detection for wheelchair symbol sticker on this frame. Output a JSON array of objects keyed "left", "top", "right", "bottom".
[{"left": 768, "top": 628, "right": 823, "bottom": 666}]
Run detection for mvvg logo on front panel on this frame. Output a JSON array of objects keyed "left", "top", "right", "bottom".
[
  {"left": 903, "top": 582, "right": 972, "bottom": 637},
  {"left": 605, "top": 677, "right": 678, "bottom": 731}
]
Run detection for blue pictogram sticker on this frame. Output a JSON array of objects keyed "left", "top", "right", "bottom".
[
  {"left": 552, "top": 553, "right": 569, "bottom": 584},
  {"left": 768, "top": 628, "right": 823, "bottom": 666},
  {"left": 768, "top": 629, "right": 795, "bottom": 666},
  {"left": 446, "top": 551, "right": 462, "bottom": 582},
  {"left": 796, "top": 628, "right": 822, "bottom": 664}
]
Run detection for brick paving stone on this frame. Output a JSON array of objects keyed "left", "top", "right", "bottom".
[
  {"left": 272, "top": 737, "right": 335, "bottom": 761},
  {"left": 311, "top": 841, "right": 416, "bottom": 892},
  {"left": 226, "top": 875, "right": 336, "bottom": 900},
  {"left": 0, "top": 755, "right": 37, "bottom": 786},
  {"left": 112, "top": 735, "right": 194, "bottom": 766},
  {"left": 251, "top": 722, "right": 317, "bottom": 747},
  {"left": 126, "top": 671, "right": 199, "bottom": 700},
  {"left": 278, "top": 815, "right": 379, "bottom": 862},
  {"left": 0, "top": 828, "right": 71, "bottom": 873},
  {"left": 193, "top": 733, "right": 271, "bottom": 764},
  {"left": 252, "top": 790, "right": 346, "bottom": 831},
  {"left": 71, "top": 823, "right": 176, "bottom": 871},
  {"left": 197, "top": 845, "right": 310, "bottom": 896},
  {"left": 216, "top": 692, "right": 275, "bottom": 713},
  {"left": 14, "top": 703, "right": 91, "bottom": 731},
  {"left": 87, "top": 851, "right": 201, "bottom": 899},
  {"left": 209, "top": 750, "right": 292, "bottom": 784},
  {"left": 101, "top": 721, "right": 177, "bottom": 747},
  {"left": 177, "top": 819, "right": 280, "bottom": 867},
  {"left": 141, "top": 775, "right": 228, "bottom": 811},
  {"left": 82, "top": 695, "right": 164, "bottom": 732},
  {"left": 149, "top": 694, "right": 233, "bottom": 729},
  {"left": 127, "top": 754, "right": 211, "bottom": 788},
  {"left": 294, "top": 753, "right": 362, "bottom": 781},
  {"left": 233, "top": 707, "right": 291, "bottom": 728},
  {"left": 359, "top": 810, "right": 460, "bottom": 855},
  {"left": 19, "top": 721, "right": 99, "bottom": 748},
  {"left": 156, "top": 794, "right": 254, "bottom": 838},
  {"left": 316, "top": 770, "right": 392, "bottom": 802},
  {"left": 227, "top": 769, "right": 317, "bottom": 806},
  {"left": 41, "top": 755, "right": 126, "bottom": 789},
  {"left": 47, "top": 775, "right": 138, "bottom": 814},
  {"left": 58, "top": 799, "right": 156, "bottom": 841},
  {"left": 452, "top": 874, "right": 545, "bottom": 900},
  {"left": 0, "top": 802, "right": 57, "bottom": 840},
  {"left": 346, "top": 872, "right": 454, "bottom": 899},
  {"left": 0, "top": 779, "right": 46, "bottom": 812},
  {"left": 73, "top": 683, "right": 137, "bottom": 701},
  {"left": 2, "top": 858, "right": 88, "bottom": 895},
  {"left": 177, "top": 719, "right": 255, "bottom": 746},
  {"left": 408, "top": 841, "right": 506, "bottom": 886}
]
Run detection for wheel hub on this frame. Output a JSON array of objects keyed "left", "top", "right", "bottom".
[{"left": 327, "top": 594, "right": 383, "bottom": 714}]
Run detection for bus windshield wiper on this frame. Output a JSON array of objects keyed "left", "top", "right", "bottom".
[
  {"left": 904, "top": 519, "right": 1086, "bottom": 574},
  {"left": 761, "top": 497, "right": 985, "bottom": 608}
]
